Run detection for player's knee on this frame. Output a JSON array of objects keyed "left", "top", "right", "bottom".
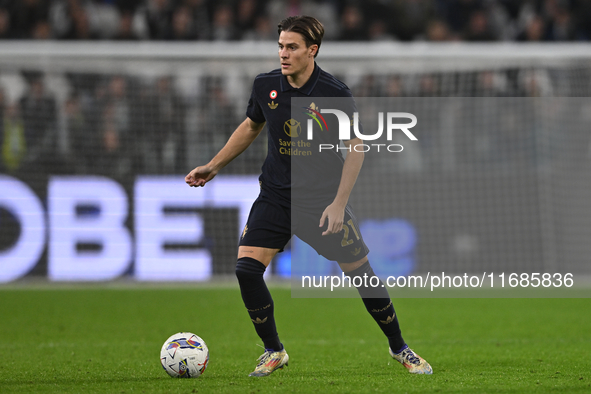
[
  {"left": 235, "top": 257, "right": 266, "bottom": 281},
  {"left": 344, "top": 260, "right": 375, "bottom": 278}
]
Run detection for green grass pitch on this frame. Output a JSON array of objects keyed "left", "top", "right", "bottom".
[{"left": 0, "top": 285, "right": 589, "bottom": 393}]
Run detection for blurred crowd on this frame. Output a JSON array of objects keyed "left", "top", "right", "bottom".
[
  {"left": 1, "top": 0, "right": 590, "bottom": 178},
  {"left": 1, "top": 0, "right": 591, "bottom": 42},
  {"left": 2, "top": 65, "right": 586, "bottom": 179},
  {"left": 0, "top": 71, "right": 268, "bottom": 179}
]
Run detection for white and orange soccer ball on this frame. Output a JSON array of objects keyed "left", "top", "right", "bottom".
[{"left": 160, "top": 332, "right": 209, "bottom": 378}]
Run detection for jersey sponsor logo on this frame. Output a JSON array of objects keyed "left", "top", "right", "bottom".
[
  {"left": 279, "top": 138, "right": 312, "bottom": 156},
  {"left": 269, "top": 90, "right": 278, "bottom": 99},
  {"left": 283, "top": 119, "right": 301, "bottom": 137},
  {"left": 268, "top": 101, "right": 278, "bottom": 109}
]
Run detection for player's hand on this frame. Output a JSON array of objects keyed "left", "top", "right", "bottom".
[
  {"left": 319, "top": 202, "right": 345, "bottom": 236},
  {"left": 185, "top": 165, "right": 218, "bottom": 187}
]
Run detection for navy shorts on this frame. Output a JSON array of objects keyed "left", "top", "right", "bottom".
[{"left": 239, "top": 189, "right": 369, "bottom": 264}]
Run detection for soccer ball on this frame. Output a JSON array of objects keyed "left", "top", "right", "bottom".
[{"left": 160, "top": 332, "right": 209, "bottom": 378}]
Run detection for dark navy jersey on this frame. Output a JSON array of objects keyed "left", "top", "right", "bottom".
[{"left": 246, "top": 62, "right": 357, "bottom": 211}]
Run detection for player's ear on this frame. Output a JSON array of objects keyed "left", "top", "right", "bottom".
[{"left": 309, "top": 44, "right": 318, "bottom": 58}]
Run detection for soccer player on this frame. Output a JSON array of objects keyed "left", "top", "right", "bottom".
[{"left": 185, "top": 15, "right": 432, "bottom": 377}]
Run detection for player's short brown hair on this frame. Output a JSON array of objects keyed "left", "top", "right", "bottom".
[{"left": 278, "top": 16, "right": 324, "bottom": 58}]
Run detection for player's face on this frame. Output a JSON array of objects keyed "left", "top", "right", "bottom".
[{"left": 278, "top": 31, "right": 317, "bottom": 79}]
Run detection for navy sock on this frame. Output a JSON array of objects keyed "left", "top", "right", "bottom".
[
  {"left": 345, "top": 261, "right": 406, "bottom": 352},
  {"left": 235, "top": 257, "right": 282, "bottom": 351}
]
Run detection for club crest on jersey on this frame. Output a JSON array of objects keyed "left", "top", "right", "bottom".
[{"left": 269, "top": 90, "right": 278, "bottom": 99}]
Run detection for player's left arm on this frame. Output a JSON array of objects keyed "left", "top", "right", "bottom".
[{"left": 319, "top": 137, "right": 364, "bottom": 236}]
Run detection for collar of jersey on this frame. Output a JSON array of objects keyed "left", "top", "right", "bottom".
[{"left": 279, "top": 62, "right": 320, "bottom": 95}]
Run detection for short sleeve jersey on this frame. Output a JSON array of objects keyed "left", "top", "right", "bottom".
[{"left": 246, "top": 62, "right": 357, "bottom": 211}]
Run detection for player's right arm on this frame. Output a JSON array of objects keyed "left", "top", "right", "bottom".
[{"left": 185, "top": 117, "right": 265, "bottom": 187}]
